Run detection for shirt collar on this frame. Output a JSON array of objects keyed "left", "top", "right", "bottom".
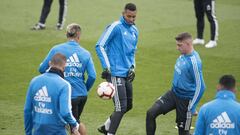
[
  {"left": 215, "top": 90, "right": 236, "bottom": 100},
  {"left": 120, "top": 16, "right": 132, "bottom": 27},
  {"left": 67, "top": 40, "right": 79, "bottom": 46},
  {"left": 184, "top": 50, "right": 195, "bottom": 56}
]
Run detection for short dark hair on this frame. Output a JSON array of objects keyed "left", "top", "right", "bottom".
[
  {"left": 50, "top": 53, "right": 66, "bottom": 67},
  {"left": 66, "top": 23, "right": 81, "bottom": 38},
  {"left": 175, "top": 32, "right": 192, "bottom": 41},
  {"left": 125, "top": 3, "right": 137, "bottom": 11},
  {"left": 219, "top": 75, "right": 236, "bottom": 90}
]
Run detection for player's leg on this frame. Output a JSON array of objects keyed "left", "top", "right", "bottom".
[
  {"left": 71, "top": 97, "right": 81, "bottom": 123},
  {"left": 204, "top": 0, "right": 218, "bottom": 48},
  {"left": 193, "top": 0, "right": 205, "bottom": 41},
  {"left": 98, "top": 77, "right": 127, "bottom": 135},
  {"left": 69, "top": 97, "right": 80, "bottom": 135},
  {"left": 107, "top": 77, "right": 128, "bottom": 135},
  {"left": 32, "top": 0, "right": 53, "bottom": 30},
  {"left": 77, "top": 96, "right": 87, "bottom": 121},
  {"left": 57, "top": 0, "right": 67, "bottom": 30},
  {"left": 101, "top": 80, "right": 132, "bottom": 134},
  {"left": 175, "top": 97, "right": 191, "bottom": 135},
  {"left": 71, "top": 97, "right": 87, "bottom": 135},
  {"left": 204, "top": 0, "right": 218, "bottom": 41},
  {"left": 97, "top": 77, "right": 115, "bottom": 134},
  {"left": 76, "top": 96, "right": 87, "bottom": 135},
  {"left": 146, "top": 90, "right": 176, "bottom": 135},
  {"left": 125, "top": 80, "right": 133, "bottom": 113},
  {"left": 79, "top": 122, "right": 87, "bottom": 135},
  {"left": 39, "top": 0, "right": 53, "bottom": 25}
]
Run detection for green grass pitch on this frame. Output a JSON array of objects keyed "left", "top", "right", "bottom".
[{"left": 0, "top": 0, "right": 239, "bottom": 134}]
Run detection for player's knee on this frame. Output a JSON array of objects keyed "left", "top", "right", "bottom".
[
  {"left": 206, "top": 16, "right": 214, "bottom": 22},
  {"left": 126, "top": 104, "right": 132, "bottom": 113},
  {"left": 121, "top": 107, "right": 128, "bottom": 113},
  {"left": 115, "top": 105, "right": 127, "bottom": 113},
  {"left": 146, "top": 108, "right": 157, "bottom": 120},
  {"left": 195, "top": 14, "right": 204, "bottom": 20}
]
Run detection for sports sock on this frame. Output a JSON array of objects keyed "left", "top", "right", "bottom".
[{"left": 104, "top": 117, "right": 111, "bottom": 130}]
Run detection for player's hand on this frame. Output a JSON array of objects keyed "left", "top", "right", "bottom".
[
  {"left": 190, "top": 108, "right": 198, "bottom": 116},
  {"left": 72, "top": 123, "right": 80, "bottom": 135},
  {"left": 127, "top": 68, "right": 135, "bottom": 83},
  {"left": 101, "top": 69, "right": 111, "bottom": 82},
  {"left": 192, "top": 110, "right": 198, "bottom": 116}
]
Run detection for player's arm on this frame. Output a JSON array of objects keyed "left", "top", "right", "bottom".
[
  {"left": 59, "top": 83, "right": 78, "bottom": 128},
  {"left": 193, "top": 107, "right": 205, "bottom": 135},
  {"left": 24, "top": 83, "right": 33, "bottom": 135},
  {"left": 189, "top": 57, "right": 206, "bottom": 113},
  {"left": 95, "top": 23, "right": 118, "bottom": 70},
  {"left": 132, "top": 26, "right": 139, "bottom": 68},
  {"left": 38, "top": 48, "right": 56, "bottom": 74},
  {"left": 85, "top": 56, "right": 96, "bottom": 91},
  {"left": 127, "top": 30, "right": 139, "bottom": 82}
]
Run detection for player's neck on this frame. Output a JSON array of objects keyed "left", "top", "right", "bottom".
[
  {"left": 185, "top": 48, "right": 194, "bottom": 55},
  {"left": 68, "top": 38, "right": 79, "bottom": 43}
]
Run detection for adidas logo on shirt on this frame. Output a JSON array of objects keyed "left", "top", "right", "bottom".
[
  {"left": 66, "top": 53, "right": 82, "bottom": 67},
  {"left": 34, "top": 86, "right": 51, "bottom": 102},
  {"left": 210, "top": 112, "right": 235, "bottom": 129}
]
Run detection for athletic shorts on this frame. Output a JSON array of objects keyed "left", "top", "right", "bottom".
[
  {"left": 155, "top": 90, "right": 192, "bottom": 130},
  {"left": 71, "top": 96, "right": 87, "bottom": 123}
]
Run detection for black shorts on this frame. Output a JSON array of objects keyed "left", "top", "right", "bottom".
[
  {"left": 71, "top": 96, "right": 87, "bottom": 123},
  {"left": 153, "top": 90, "right": 192, "bottom": 130}
]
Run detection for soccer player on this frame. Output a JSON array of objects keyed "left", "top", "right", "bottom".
[
  {"left": 194, "top": 75, "right": 240, "bottom": 135},
  {"left": 32, "top": 0, "right": 67, "bottom": 30},
  {"left": 39, "top": 23, "right": 96, "bottom": 135},
  {"left": 24, "top": 53, "right": 80, "bottom": 135},
  {"left": 95, "top": 3, "right": 139, "bottom": 135},
  {"left": 146, "top": 32, "right": 206, "bottom": 135},
  {"left": 192, "top": 0, "right": 218, "bottom": 48}
]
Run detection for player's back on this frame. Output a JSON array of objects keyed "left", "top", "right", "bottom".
[
  {"left": 30, "top": 72, "right": 69, "bottom": 127},
  {"left": 53, "top": 40, "right": 92, "bottom": 97},
  {"left": 200, "top": 90, "right": 240, "bottom": 135}
]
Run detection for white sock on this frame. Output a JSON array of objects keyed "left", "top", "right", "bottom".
[
  {"left": 107, "top": 133, "right": 114, "bottom": 135},
  {"left": 104, "top": 117, "right": 111, "bottom": 130},
  {"left": 38, "top": 23, "right": 45, "bottom": 27}
]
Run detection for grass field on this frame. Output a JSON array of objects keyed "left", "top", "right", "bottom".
[{"left": 0, "top": 0, "right": 240, "bottom": 134}]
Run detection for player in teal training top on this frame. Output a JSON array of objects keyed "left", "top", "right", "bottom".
[
  {"left": 146, "top": 32, "right": 206, "bottom": 135},
  {"left": 24, "top": 53, "right": 80, "bottom": 135}
]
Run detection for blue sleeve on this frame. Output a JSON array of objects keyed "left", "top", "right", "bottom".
[
  {"left": 85, "top": 56, "right": 96, "bottom": 91},
  {"left": 95, "top": 23, "right": 118, "bottom": 69},
  {"left": 59, "top": 83, "right": 77, "bottom": 127},
  {"left": 189, "top": 56, "right": 206, "bottom": 113},
  {"left": 24, "top": 84, "right": 33, "bottom": 135},
  {"left": 133, "top": 37, "right": 138, "bottom": 68},
  {"left": 132, "top": 26, "right": 139, "bottom": 68},
  {"left": 39, "top": 48, "right": 56, "bottom": 74},
  {"left": 194, "top": 107, "right": 205, "bottom": 135}
]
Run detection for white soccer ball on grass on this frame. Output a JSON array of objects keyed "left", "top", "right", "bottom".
[{"left": 97, "top": 82, "right": 115, "bottom": 100}]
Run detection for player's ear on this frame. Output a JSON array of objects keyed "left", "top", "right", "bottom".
[
  {"left": 77, "top": 31, "right": 81, "bottom": 39},
  {"left": 49, "top": 61, "right": 52, "bottom": 67},
  {"left": 61, "top": 63, "right": 66, "bottom": 71},
  {"left": 232, "top": 88, "right": 237, "bottom": 93},
  {"left": 216, "top": 84, "right": 222, "bottom": 91}
]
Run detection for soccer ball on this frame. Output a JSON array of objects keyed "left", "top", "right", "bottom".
[{"left": 97, "top": 82, "right": 115, "bottom": 100}]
